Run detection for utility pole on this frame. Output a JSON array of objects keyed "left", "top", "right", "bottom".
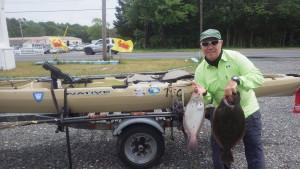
[
  {"left": 102, "top": 0, "right": 107, "bottom": 61},
  {"left": 198, "top": 0, "right": 203, "bottom": 61},
  {"left": 200, "top": 0, "right": 203, "bottom": 34},
  {"left": 18, "top": 19, "right": 24, "bottom": 46}
]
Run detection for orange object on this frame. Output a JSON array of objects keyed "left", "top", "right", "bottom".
[
  {"left": 89, "top": 114, "right": 107, "bottom": 119},
  {"left": 130, "top": 112, "right": 147, "bottom": 116},
  {"left": 293, "top": 88, "right": 300, "bottom": 113}
]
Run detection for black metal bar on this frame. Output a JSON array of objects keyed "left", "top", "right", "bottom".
[
  {"left": 63, "top": 87, "right": 73, "bottom": 169},
  {"left": 34, "top": 113, "right": 176, "bottom": 124},
  {"left": 0, "top": 114, "right": 59, "bottom": 122},
  {"left": 1, "top": 112, "right": 177, "bottom": 129},
  {"left": 65, "top": 126, "right": 72, "bottom": 169}
]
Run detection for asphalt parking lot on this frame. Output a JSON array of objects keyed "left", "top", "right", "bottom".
[
  {"left": 13, "top": 48, "right": 300, "bottom": 61},
  {"left": 1, "top": 51, "right": 300, "bottom": 168}
]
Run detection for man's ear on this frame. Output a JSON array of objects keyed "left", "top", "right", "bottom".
[{"left": 219, "top": 40, "right": 223, "bottom": 45}]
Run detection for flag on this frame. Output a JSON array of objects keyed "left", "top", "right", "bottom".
[
  {"left": 49, "top": 37, "right": 68, "bottom": 51},
  {"left": 111, "top": 38, "right": 133, "bottom": 52}
]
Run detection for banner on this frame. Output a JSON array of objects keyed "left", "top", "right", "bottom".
[
  {"left": 111, "top": 38, "right": 133, "bottom": 52},
  {"left": 49, "top": 37, "right": 68, "bottom": 51}
]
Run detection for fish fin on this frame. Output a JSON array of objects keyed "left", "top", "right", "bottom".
[
  {"left": 220, "top": 150, "right": 234, "bottom": 163},
  {"left": 188, "top": 135, "right": 198, "bottom": 149}
]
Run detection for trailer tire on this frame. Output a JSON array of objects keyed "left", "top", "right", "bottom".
[{"left": 116, "top": 124, "right": 165, "bottom": 169}]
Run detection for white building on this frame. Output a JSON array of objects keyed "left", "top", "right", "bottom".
[{"left": 9, "top": 36, "right": 82, "bottom": 48}]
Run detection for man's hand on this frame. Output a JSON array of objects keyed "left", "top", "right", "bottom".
[
  {"left": 224, "top": 80, "right": 238, "bottom": 98},
  {"left": 192, "top": 81, "right": 207, "bottom": 94}
]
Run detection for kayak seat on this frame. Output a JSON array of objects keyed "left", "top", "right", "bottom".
[
  {"left": 127, "top": 70, "right": 194, "bottom": 84},
  {"left": 112, "top": 78, "right": 129, "bottom": 89}
]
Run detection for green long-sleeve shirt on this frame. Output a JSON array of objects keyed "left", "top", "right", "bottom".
[{"left": 194, "top": 50, "right": 264, "bottom": 118}]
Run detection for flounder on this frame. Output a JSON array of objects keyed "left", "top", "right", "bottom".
[
  {"left": 183, "top": 88, "right": 205, "bottom": 149},
  {"left": 212, "top": 92, "right": 245, "bottom": 163}
]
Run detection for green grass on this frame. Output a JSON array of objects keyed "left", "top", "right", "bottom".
[{"left": 0, "top": 59, "right": 199, "bottom": 78}]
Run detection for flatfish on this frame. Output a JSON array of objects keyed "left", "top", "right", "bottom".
[
  {"left": 183, "top": 88, "right": 205, "bottom": 149},
  {"left": 212, "top": 92, "right": 245, "bottom": 163}
]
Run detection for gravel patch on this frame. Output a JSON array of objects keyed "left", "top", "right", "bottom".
[{"left": 1, "top": 58, "right": 300, "bottom": 169}]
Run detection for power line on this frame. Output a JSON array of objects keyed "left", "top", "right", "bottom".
[
  {"left": 7, "top": 0, "right": 93, "bottom": 3},
  {"left": 203, "top": 1, "right": 300, "bottom": 5},
  {"left": 5, "top": 8, "right": 116, "bottom": 14}
]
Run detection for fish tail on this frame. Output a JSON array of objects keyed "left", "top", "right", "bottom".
[
  {"left": 188, "top": 134, "right": 198, "bottom": 149},
  {"left": 220, "top": 150, "right": 234, "bottom": 163}
]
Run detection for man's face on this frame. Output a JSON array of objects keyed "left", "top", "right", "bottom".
[{"left": 200, "top": 38, "right": 223, "bottom": 62}]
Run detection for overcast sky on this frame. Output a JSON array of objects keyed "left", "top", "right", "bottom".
[{"left": 4, "top": 0, "right": 119, "bottom": 28}]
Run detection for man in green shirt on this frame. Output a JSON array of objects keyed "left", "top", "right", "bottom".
[{"left": 194, "top": 29, "right": 266, "bottom": 169}]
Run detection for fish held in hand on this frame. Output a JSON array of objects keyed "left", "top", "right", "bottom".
[
  {"left": 183, "top": 88, "right": 205, "bottom": 149},
  {"left": 212, "top": 92, "right": 245, "bottom": 163}
]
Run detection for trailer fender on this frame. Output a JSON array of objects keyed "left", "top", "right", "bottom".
[{"left": 113, "top": 118, "right": 164, "bottom": 136}]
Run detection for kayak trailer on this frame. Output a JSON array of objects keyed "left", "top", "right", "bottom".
[
  {"left": 0, "top": 110, "right": 185, "bottom": 169},
  {"left": 1, "top": 62, "right": 300, "bottom": 168}
]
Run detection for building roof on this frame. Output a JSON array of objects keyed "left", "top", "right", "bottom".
[
  {"left": 9, "top": 36, "right": 82, "bottom": 46},
  {"left": 9, "top": 36, "right": 81, "bottom": 41}
]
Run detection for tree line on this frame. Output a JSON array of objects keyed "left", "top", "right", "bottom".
[
  {"left": 114, "top": 0, "right": 300, "bottom": 48},
  {"left": 6, "top": 18, "right": 117, "bottom": 44},
  {"left": 7, "top": 0, "right": 300, "bottom": 48}
]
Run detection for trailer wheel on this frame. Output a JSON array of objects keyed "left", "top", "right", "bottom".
[{"left": 116, "top": 124, "right": 165, "bottom": 169}]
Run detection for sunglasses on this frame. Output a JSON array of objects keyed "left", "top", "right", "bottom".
[{"left": 201, "top": 40, "right": 220, "bottom": 47}]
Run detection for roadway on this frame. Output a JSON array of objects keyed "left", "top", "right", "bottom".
[{"left": 14, "top": 48, "right": 300, "bottom": 62}]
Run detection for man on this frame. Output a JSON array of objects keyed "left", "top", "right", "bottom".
[{"left": 193, "top": 29, "right": 266, "bottom": 169}]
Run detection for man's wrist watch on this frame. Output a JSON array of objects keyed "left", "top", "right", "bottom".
[{"left": 231, "top": 76, "right": 240, "bottom": 85}]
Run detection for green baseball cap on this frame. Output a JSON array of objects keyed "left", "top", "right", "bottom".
[{"left": 200, "top": 29, "right": 221, "bottom": 41}]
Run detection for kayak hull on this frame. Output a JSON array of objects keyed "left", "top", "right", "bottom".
[
  {"left": 0, "top": 79, "right": 193, "bottom": 113},
  {"left": 1, "top": 74, "right": 299, "bottom": 114},
  {"left": 254, "top": 74, "right": 300, "bottom": 97}
]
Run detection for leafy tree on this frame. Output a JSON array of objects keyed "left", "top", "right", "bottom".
[
  {"left": 86, "top": 18, "right": 102, "bottom": 41},
  {"left": 273, "top": 0, "right": 300, "bottom": 46},
  {"left": 6, "top": 18, "right": 113, "bottom": 44},
  {"left": 86, "top": 18, "right": 113, "bottom": 42},
  {"left": 6, "top": 0, "right": 300, "bottom": 48},
  {"left": 114, "top": 0, "right": 132, "bottom": 39},
  {"left": 22, "top": 21, "right": 46, "bottom": 37},
  {"left": 116, "top": 0, "right": 199, "bottom": 48},
  {"left": 6, "top": 18, "right": 21, "bottom": 37},
  {"left": 39, "top": 21, "right": 63, "bottom": 36},
  {"left": 67, "top": 24, "right": 89, "bottom": 43}
]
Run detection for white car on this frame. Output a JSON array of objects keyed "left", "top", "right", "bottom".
[
  {"left": 50, "top": 47, "right": 68, "bottom": 54},
  {"left": 75, "top": 44, "right": 85, "bottom": 51},
  {"left": 83, "top": 38, "right": 118, "bottom": 55},
  {"left": 68, "top": 45, "right": 76, "bottom": 51}
]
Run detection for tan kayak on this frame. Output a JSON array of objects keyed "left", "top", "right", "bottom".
[
  {"left": 1, "top": 80, "right": 193, "bottom": 114},
  {"left": 0, "top": 67, "right": 299, "bottom": 114},
  {"left": 0, "top": 70, "right": 194, "bottom": 113},
  {"left": 254, "top": 74, "right": 300, "bottom": 97}
]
